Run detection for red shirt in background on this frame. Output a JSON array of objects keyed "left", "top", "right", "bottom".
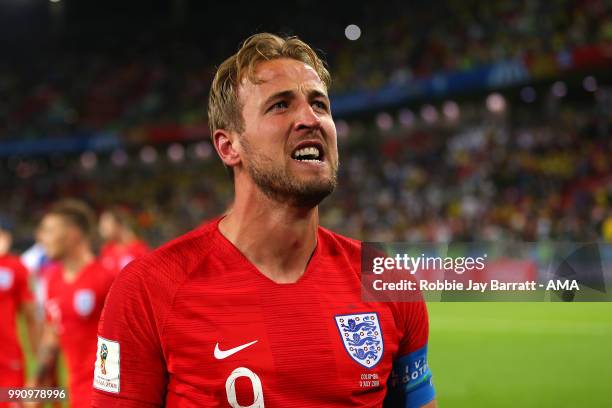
[
  {"left": 45, "top": 260, "right": 115, "bottom": 408},
  {"left": 0, "top": 254, "right": 33, "bottom": 388},
  {"left": 100, "top": 240, "right": 149, "bottom": 276}
]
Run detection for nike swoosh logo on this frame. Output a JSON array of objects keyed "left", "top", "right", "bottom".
[{"left": 214, "top": 340, "right": 258, "bottom": 360}]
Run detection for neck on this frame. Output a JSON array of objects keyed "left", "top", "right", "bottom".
[
  {"left": 219, "top": 182, "right": 319, "bottom": 284},
  {"left": 117, "top": 229, "right": 137, "bottom": 246},
  {"left": 61, "top": 243, "right": 95, "bottom": 280}
]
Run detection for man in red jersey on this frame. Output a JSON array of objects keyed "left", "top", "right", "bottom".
[
  {"left": 0, "top": 218, "right": 38, "bottom": 408},
  {"left": 93, "top": 33, "right": 436, "bottom": 407},
  {"left": 33, "top": 200, "right": 114, "bottom": 408},
  {"left": 98, "top": 207, "right": 149, "bottom": 276}
]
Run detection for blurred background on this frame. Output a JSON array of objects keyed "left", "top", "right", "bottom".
[{"left": 1, "top": 0, "right": 611, "bottom": 406}]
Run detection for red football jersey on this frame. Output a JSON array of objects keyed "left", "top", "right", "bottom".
[
  {"left": 100, "top": 240, "right": 149, "bottom": 276},
  {"left": 45, "top": 260, "right": 115, "bottom": 408},
  {"left": 0, "top": 254, "right": 33, "bottom": 388},
  {"left": 93, "top": 219, "right": 431, "bottom": 407}
]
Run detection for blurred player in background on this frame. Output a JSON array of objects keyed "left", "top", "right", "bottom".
[
  {"left": 33, "top": 200, "right": 114, "bottom": 408},
  {"left": 93, "top": 33, "right": 435, "bottom": 407},
  {"left": 21, "top": 226, "right": 53, "bottom": 321},
  {"left": 98, "top": 206, "right": 149, "bottom": 276},
  {"left": 0, "top": 217, "right": 39, "bottom": 407}
]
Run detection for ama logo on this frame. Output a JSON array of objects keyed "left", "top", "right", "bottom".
[{"left": 335, "top": 312, "right": 384, "bottom": 369}]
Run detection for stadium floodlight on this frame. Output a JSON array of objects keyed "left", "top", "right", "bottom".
[
  {"left": 376, "top": 112, "right": 393, "bottom": 131},
  {"left": 398, "top": 109, "right": 415, "bottom": 128},
  {"left": 344, "top": 24, "right": 361, "bottom": 41},
  {"left": 420, "top": 105, "right": 438, "bottom": 124},
  {"left": 486, "top": 93, "right": 506, "bottom": 113},
  {"left": 583, "top": 76, "right": 597, "bottom": 92},
  {"left": 551, "top": 81, "right": 567, "bottom": 98},
  {"left": 139, "top": 146, "right": 157, "bottom": 164},
  {"left": 167, "top": 143, "right": 185, "bottom": 163},
  {"left": 194, "top": 141, "right": 212, "bottom": 160},
  {"left": 111, "top": 149, "right": 128, "bottom": 167},
  {"left": 442, "top": 101, "right": 460, "bottom": 121},
  {"left": 80, "top": 152, "right": 97, "bottom": 170}
]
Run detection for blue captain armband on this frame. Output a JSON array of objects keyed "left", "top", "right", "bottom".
[{"left": 388, "top": 345, "right": 435, "bottom": 407}]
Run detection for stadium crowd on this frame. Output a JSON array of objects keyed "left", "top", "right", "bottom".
[
  {"left": 0, "top": 0, "right": 610, "bottom": 249},
  {"left": 2, "top": 95, "right": 611, "bottom": 249},
  {"left": 1, "top": 0, "right": 611, "bottom": 139}
]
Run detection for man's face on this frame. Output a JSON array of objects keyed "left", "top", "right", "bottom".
[
  {"left": 99, "top": 212, "right": 119, "bottom": 241},
  {"left": 0, "top": 229, "right": 11, "bottom": 256},
  {"left": 235, "top": 58, "right": 338, "bottom": 207},
  {"left": 39, "top": 214, "right": 79, "bottom": 260}
]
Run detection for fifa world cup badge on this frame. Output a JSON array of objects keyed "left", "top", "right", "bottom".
[
  {"left": 100, "top": 343, "right": 108, "bottom": 375},
  {"left": 93, "top": 336, "right": 120, "bottom": 393}
]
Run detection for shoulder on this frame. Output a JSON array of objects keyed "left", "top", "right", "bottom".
[
  {"left": 99, "top": 242, "right": 115, "bottom": 256},
  {"left": 99, "top": 221, "right": 220, "bottom": 343},
  {"left": 317, "top": 226, "right": 361, "bottom": 258},
  {"left": 317, "top": 227, "right": 362, "bottom": 277},
  {"left": 86, "top": 259, "right": 117, "bottom": 287},
  {"left": 0, "top": 254, "right": 16, "bottom": 270},
  {"left": 0, "top": 255, "right": 28, "bottom": 285},
  {"left": 112, "top": 219, "right": 219, "bottom": 295},
  {"left": 0, "top": 254, "right": 24, "bottom": 268},
  {"left": 10, "top": 255, "right": 29, "bottom": 278},
  {"left": 131, "top": 239, "right": 150, "bottom": 254}
]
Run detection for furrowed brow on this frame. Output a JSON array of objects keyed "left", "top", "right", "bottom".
[
  {"left": 308, "top": 89, "right": 329, "bottom": 101},
  {"left": 262, "top": 90, "right": 295, "bottom": 109}
]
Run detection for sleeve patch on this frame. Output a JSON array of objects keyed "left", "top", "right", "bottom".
[{"left": 93, "top": 336, "right": 120, "bottom": 393}]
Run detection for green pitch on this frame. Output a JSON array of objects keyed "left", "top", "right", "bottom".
[
  {"left": 20, "top": 303, "right": 612, "bottom": 407},
  {"left": 428, "top": 302, "right": 612, "bottom": 407}
]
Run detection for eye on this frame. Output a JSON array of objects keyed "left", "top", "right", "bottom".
[
  {"left": 268, "top": 101, "right": 288, "bottom": 112},
  {"left": 312, "top": 100, "right": 329, "bottom": 111}
]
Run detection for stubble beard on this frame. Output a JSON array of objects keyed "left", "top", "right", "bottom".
[{"left": 241, "top": 136, "right": 338, "bottom": 208}]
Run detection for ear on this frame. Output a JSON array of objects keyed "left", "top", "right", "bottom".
[{"left": 212, "top": 129, "right": 241, "bottom": 169}]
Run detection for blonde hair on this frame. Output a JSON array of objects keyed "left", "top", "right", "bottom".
[{"left": 208, "top": 32, "right": 331, "bottom": 136}]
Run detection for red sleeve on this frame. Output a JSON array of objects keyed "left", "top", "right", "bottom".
[
  {"left": 12, "top": 257, "right": 33, "bottom": 307},
  {"left": 92, "top": 258, "right": 171, "bottom": 407},
  {"left": 396, "top": 299, "right": 430, "bottom": 357}
]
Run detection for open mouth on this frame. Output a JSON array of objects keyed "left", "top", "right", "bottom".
[{"left": 291, "top": 142, "right": 325, "bottom": 163}]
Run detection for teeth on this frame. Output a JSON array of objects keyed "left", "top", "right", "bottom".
[{"left": 292, "top": 146, "right": 320, "bottom": 159}]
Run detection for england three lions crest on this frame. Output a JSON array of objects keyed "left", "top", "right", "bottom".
[{"left": 335, "top": 312, "right": 384, "bottom": 369}]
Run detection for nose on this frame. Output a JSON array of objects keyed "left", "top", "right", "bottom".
[{"left": 293, "top": 101, "right": 321, "bottom": 132}]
